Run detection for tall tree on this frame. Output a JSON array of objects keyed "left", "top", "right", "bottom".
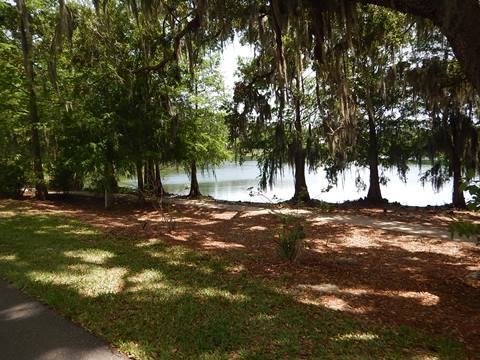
[
  {"left": 350, "top": 6, "right": 413, "bottom": 203},
  {"left": 0, "top": 1, "right": 31, "bottom": 198},
  {"left": 16, "top": 0, "right": 47, "bottom": 199},
  {"left": 177, "top": 51, "right": 230, "bottom": 198},
  {"left": 409, "top": 55, "right": 480, "bottom": 208},
  {"left": 229, "top": 1, "right": 326, "bottom": 202}
]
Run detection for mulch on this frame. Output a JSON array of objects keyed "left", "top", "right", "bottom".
[{"left": 13, "top": 195, "right": 480, "bottom": 356}]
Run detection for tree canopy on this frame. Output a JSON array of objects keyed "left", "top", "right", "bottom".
[{"left": 1, "top": 0, "right": 479, "bottom": 208}]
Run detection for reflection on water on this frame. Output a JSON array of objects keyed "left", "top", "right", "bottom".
[{"left": 120, "top": 161, "right": 460, "bottom": 206}]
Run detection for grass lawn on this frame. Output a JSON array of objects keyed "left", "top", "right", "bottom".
[{"left": 0, "top": 201, "right": 466, "bottom": 359}]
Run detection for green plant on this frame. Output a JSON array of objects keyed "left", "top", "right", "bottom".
[
  {"left": 143, "top": 189, "right": 177, "bottom": 233},
  {"left": 0, "top": 159, "right": 28, "bottom": 198},
  {"left": 460, "top": 172, "right": 480, "bottom": 211},
  {"left": 49, "top": 162, "right": 84, "bottom": 192},
  {"left": 464, "top": 181, "right": 480, "bottom": 211},
  {"left": 278, "top": 220, "right": 306, "bottom": 262},
  {"left": 278, "top": 213, "right": 300, "bottom": 225},
  {"left": 448, "top": 221, "right": 480, "bottom": 245},
  {"left": 317, "top": 200, "right": 332, "bottom": 212},
  {"left": 0, "top": 201, "right": 469, "bottom": 359}
]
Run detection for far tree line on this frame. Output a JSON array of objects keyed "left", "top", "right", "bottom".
[{"left": 0, "top": 0, "right": 479, "bottom": 208}]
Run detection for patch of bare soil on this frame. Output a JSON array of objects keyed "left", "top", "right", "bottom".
[
  {"left": 15, "top": 196, "right": 480, "bottom": 355},
  {"left": 329, "top": 205, "right": 480, "bottom": 229}
]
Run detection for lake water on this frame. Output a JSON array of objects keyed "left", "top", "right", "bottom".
[{"left": 120, "top": 161, "right": 464, "bottom": 206}]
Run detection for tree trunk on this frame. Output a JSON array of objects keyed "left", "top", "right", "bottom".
[
  {"left": 143, "top": 161, "right": 149, "bottom": 189},
  {"left": 136, "top": 160, "right": 144, "bottom": 192},
  {"left": 366, "top": 108, "right": 383, "bottom": 202},
  {"left": 188, "top": 160, "right": 201, "bottom": 198},
  {"left": 145, "top": 159, "right": 155, "bottom": 190},
  {"left": 291, "top": 75, "right": 310, "bottom": 202},
  {"left": 154, "top": 162, "right": 166, "bottom": 196},
  {"left": 17, "top": 0, "right": 47, "bottom": 200},
  {"left": 104, "top": 160, "right": 115, "bottom": 209},
  {"left": 449, "top": 113, "right": 466, "bottom": 209},
  {"left": 293, "top": 148, "right": 310, "bottom": 202},
  {"left": 136, "top": 160, "right": 144, "bottom": 203},
  {"left": 452, "top": 154, "right": 466, "bottom": 208}
]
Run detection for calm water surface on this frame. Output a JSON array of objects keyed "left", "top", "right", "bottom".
[{"left": 121, "top": 161, "right": 462, "bottom": 206}]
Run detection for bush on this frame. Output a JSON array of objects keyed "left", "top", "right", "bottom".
[
  {"left": 49, "top": 162, "right": 83, "bottom": 192},
  {"left": 317, "top": 200, "right": 332, "bottom": 212},
  {"left": 461, "top": 174, "right": 480, "bottom": 211},
  {"left": 448, "top": 221, "right": 480, "bottom": 245},
  {"left": 464, "top": 181, "right": 480, "bottom": 211},
  {"left": 0, "top": 160, "right": 28, "bottom": 198},
  {"left": 278, "top": 219, "right": 306, "bottom": 263}
]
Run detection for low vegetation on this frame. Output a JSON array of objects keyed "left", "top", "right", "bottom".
[
  {"left": 448, "top": 222, "right": 480, "bottom": 245},
  {"left": 277, "top": 215, "right": 306, "bottom": 263},
  {"left": 0, "top": 202, "right": 466, "bottom": 359},
  {"left": 2, "top": 0, "right": 479, "bottom": 208}
]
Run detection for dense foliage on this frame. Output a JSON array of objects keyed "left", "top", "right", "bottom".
[{"left": 1, "top": 0, "right": 479, "bottom": 207}]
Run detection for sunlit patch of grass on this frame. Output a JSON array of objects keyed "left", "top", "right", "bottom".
[
  {"left": 145, "top": 248, "right": 218, "bottom": 275},
  {"left": 64, "top": 249, "right": 115, "bottom": 264},
  {"left": 333, "top": 332, "right": 380, "bottom": 341},
  {"left": 224, "top": 264, "right": 245, "bottom": 274},
  {"left": 126, "top": 269, "right": 169, "bottom": 292},
  {"left": 0, "top": 210, "right": 18, "bottom": 217},
  {"left": 255, "top": 313, "right": 277, "bottom": 321},
  {"left": 196, "top": 287, "right": 250, "bottom": 302},
  {"left": 0, "top": 200, "right": 468, "bottom": 359},
  {"left": 0, "top": 199, "right": 32, "bottom": 213},
  {"left": 66, "top": 228, "right": 98, "bottom": 235},
  {"left": 56, "top": 224, "right": 75, "bottom": 229},
  {"left": 28, "top": 266, "right": 127, "bottom": 297},
  {"left": 135, "top": 237, "right": 163, "bottom": 247},
  {"left": 33, "top": 230, "right": 49, "bottom": 234}
]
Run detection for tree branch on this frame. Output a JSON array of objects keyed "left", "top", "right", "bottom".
[{"left": 135, "top": 12, "right": 201, "bottom": 73}]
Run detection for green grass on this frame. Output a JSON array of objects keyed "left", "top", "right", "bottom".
[{"left": 0, "top": 201, "right": 466, "bottom": 359}]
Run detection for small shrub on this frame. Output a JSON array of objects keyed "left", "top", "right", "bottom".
[
  {"left": 161, "top": 202, "right": 177, "bottom": 233},
  {"left": 317, "top": 201, "right": 332, "bottom": 212},
  {"left": 49, "top": 163, "right": 83, "bottom": 192},
  {"left": 278, "top": 213, "right": 299, "bottom": 225},
  {"left": 278, "top": 221, "right": 306, "bottom": 263},
  {"left": 461, "top": 174, "right": 480, "bottom": 211},
  {"left": 464, "top": 182, "right": 480, "bottom": 211},
  {"left": 149, "top": 193, "right": 177, "bottom": 233},
  {"left": 448, "top": 221, "right": 480, "bottom": 245},
  {"left": 0, "top": 160, "right": 28, "bottom": 198}
]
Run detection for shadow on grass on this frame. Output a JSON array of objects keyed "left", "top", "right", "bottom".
[{"left": 0, "top": 213, "right": 467, "bottom": 359}]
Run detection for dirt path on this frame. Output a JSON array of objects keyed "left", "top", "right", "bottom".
[
  {"left": 65, "top": 191, "right": 470, "bottom": 242},
  {"left": 308, "top": 213, "right": 449, "bottom": 239},
  {"left": 174, "top": 198, "right": 457, "bottom": 241}
]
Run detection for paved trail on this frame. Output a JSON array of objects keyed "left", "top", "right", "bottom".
[{"left": 0, "top": 280, "right": 128, "bottom": 360}]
